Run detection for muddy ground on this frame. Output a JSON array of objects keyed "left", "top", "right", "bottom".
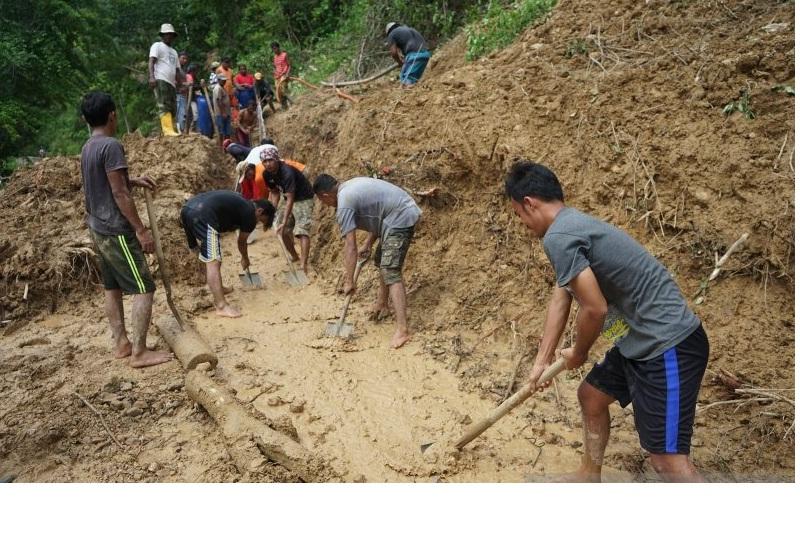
[{"left": 0, "top": 0, "right": 794, "bottom": 482}]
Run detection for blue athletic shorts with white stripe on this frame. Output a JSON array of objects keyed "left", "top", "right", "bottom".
[{"left": 585, "top": 325, "right": 709, "bottom": 455}]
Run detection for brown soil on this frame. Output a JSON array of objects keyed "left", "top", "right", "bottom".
[{"left": 0, "top": 0, "right": 794, "bottom": 482}]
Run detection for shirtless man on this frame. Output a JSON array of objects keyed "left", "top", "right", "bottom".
[
  {"left": 180, "top": 190, "right": 275, "bottom": 317},
  {"left": 79, "top": 91, "right": 172, "bottom": 368}
]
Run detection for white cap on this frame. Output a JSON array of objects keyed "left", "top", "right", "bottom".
[
  {"left": 386, "top": 22, "right": 399, "bottom": 35},
  {"left": 159, "top": 23, "right": 176, "bottom": 35}
]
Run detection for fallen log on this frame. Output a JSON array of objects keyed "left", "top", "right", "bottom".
[
  {"left": 155, "top": 315, "right": 218, "bottom": 370},
  {"left": 185, "top": 370, "right": 334, "bottom": 482},
  {"left": 320, "top": 64, "right": 399, "bottom": 87}
]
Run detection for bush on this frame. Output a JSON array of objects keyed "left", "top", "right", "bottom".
[{"left": 465, "top": 0, "right": 557, "bottom": 61}]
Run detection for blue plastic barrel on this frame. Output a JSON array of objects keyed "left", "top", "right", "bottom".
[
  {"left": 196, "top": 94, "right": 213, "bottom": 138},
  {"left": 236, "top": 88, "right": 255, "bottom": 109}
]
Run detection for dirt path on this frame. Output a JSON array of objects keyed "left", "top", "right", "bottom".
[{"left": 191, "top": 231, "right": 632, "bottom": 482}]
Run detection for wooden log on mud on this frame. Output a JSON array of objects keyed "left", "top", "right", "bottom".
[
  {"left": 185, "top": 370, "right": 333, "bottom": 482},
  {"left": 320, "top": 64, "right": 399, "bottom": 87},
  {"left": 155, "top": 315, "right": 218, "bottom": 370}
]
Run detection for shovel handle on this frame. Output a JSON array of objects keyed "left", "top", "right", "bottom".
[
  {"left": 454, "top": 357, "right": 567, "bottom": 450},
  {"left": 143, "top": 190, "right": 185, "bottom": 330},
  {"left": 333, "top": 259, "right": 367, "bottom": 335},
  {"left": 276, "top": 232, "right": 301, "bottom": 278}
]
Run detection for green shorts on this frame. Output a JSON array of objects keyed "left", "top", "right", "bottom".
[
  {"left": 154, "top": 79, "right": 177, "bottom": 116},
  {"left": 374, "top": 226, "right": 415, "bottom": 285},
  {"left": 274, "top": 198, "right": 314, "bottom": 237},
  {"left": 90, "top": 229, "right": 156, "bottom": 295}
]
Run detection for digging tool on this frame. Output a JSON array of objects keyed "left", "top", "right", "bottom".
[
  {"left": 144, "top": 189, "right": 217, "bottom": 370},
  {"left": 420, "top": 357, "right": 567, "bottom": 453},
  {"left": 239, "top": 267, "right": 263, "bottom": 289},
  {"left": 276, "top": 232, "right": 308, "bottom": 286},
  {"left": 325, "top": 258, "right": 367, "bottom": 338},
  {"left": 144, "top": 189, "right": 184, "bottom": 329},
  {"left": 202, "top": 84, "right": 220, "bottom": 139}
]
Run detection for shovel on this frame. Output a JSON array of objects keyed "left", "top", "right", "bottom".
[
  {"left": 276, "top": 232, "right": 308, "bottom": 286},
  {"left": 325, "top": 258, "right": 368, "bottom": 338},
  {"left": 239, "top": 267, "right": 262, "bottom": 288},
  {"left": 420, "top": 357, "right": 567, "bottom": 453},
  {"left": 143, "top": 189, "right": 184, "bottom": 329}
]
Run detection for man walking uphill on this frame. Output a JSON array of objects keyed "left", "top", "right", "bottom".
[
  {"left": 385, "top": 22, "right": 431, "bottom": 87},
  {"left": 505, "top": 161, "right": 708, "bottom": 482},
  {"left": 80, "top": 91, "right": 172, "bottom": 368},
  {"left": 314, "top": 174, "right": 421, "bottom": 349},
  {"left": 148, "top": 23, "right": 182, "bottom": 136}
]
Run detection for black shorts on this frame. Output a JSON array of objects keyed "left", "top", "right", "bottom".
[
  {"left": 584, "top": 324, "right": 709, "bottom": 455},
  {"left": 180, "top": 207, "right": 222, "bottom": 263}
]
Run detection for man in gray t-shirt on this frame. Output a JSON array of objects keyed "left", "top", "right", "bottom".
[
  {"left": 314, "top": 174, "right": 421, "bottom": 349},
  {"left": 505, "top": 161, "right": 707, "bottom": 482},
  {"left": 80, "top": 91, "right": 172, "bottom": 369}
]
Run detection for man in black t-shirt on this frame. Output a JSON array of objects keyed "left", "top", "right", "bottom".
[
  {"left": 260, "top": 146, "right": 315, "bottom": 275},
  {"left": 180, "top": 190, "right": 275, "bottom": 317},
  {"left": 385, "top": 22, "right": 431, "bottom": 87}
]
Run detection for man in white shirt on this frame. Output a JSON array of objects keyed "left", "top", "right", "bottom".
[{"left": 148, "top": 23, "right": 181, "bottom": 136}]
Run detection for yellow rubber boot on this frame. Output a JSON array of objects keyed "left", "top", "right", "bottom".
[{"left": 160, "top": 113, "right": 179, "bottom": 136}]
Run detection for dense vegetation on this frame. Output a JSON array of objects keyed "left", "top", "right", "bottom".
[{"left": 0, "top": 0, "right": 556, "bottom": 173}]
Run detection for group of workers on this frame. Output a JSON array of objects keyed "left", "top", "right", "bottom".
[
  {"left": 147, "top": 21, "right": 432, "bottom": 139},
  {"left": 78, "top": 19, "right": 711, "bottom": 483}
]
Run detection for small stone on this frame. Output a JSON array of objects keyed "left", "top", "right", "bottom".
[
  {"left": 167, "top": 381, "right": 183, "bottom": 392},
  {"left": 133, "top": 400, "right": 148, "bottom": 410},
  {"left": 124, "top": 407, "right": 143, "bottom": 418},
  {"left": 119, "top": 381, "right": 133, "bottom": 392},
  {"left": 267, "top": 397, "right": 283, "bottom": 407},
  {"left": 109, "top": 400, "right": 125, "bottom": 411},
  {"left": 460, "top": 414, "right": 473, "bottom": 425},
  {"left": 147, "top": 462, "right": 159, "bottom": 473},
  {"left": 289, "top": 400, "right": 305, "bottom": 414}
]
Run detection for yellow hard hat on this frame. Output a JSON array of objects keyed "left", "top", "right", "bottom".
[{"left": 254, "top": 72, "right": 263, "bottom": 80}]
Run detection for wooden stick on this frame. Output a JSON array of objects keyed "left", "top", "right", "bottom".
[
  {"left": 202, "top": 85, "right": 220, "bottom": 138},
  {"left": 709, "top": 233, "right": 749, "bottom": 281},
  {"left": 144, "top": 190, "right": 185, "bottom": 330},
  {"left": 335, "top": 88, "right": 359, "bottom": 103},
  {"left": 320, "top": 64, "right": 399, "bottom": 87},
  {"left": 74, "top": 392, "right": 125, "bottom": 450},
  {"left": 288, "top": 76, "right": 320, "bottom": 91},
  {"left": 455, "top": 358, "right": 567, "bottom": 450}
]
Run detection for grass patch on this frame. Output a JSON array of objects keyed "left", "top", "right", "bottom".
[
  {"left": 465, "top": 0, "right": 557, "bottom": 61},
  {"left": 723, "top": 88, "right": 756, "bottom": 120}
]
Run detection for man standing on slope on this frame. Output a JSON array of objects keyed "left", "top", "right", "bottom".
[
  {"left": 79, "top": 91, "right": 172, "bottom": 368},
  {"left": 180, "top": 190, "right": 275, "bottom": 318},
  {"left": 385, "top": 22, "right": 431, "bottom": 88},
  {"left": 148, "top": 23, "right": 182, "bottom": 136},
  {"left": 313, "top": 174, "right": 421, "bottom": 349},
  {"left": 505, "top": 161, "right": 708, "bottom": 482}
]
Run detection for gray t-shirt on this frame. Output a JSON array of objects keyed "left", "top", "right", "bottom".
[
  {"left": 336, "top": 177, "right": 421, "bottom": 240},
  {"left": 543, "top": 207, "right": 699, "bottom": 361},
  {"left": 387, "top": 26, "right": 428, "bottom": 55},
  {"left": 80, "top": 135, "right": 134, "bottom": 235}
]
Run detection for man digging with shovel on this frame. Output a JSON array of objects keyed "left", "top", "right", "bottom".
[
  {"left": 313, "top": 174, "right": 421, "bottom": 349},
  {"left": 506, "top": 161, "right": 708, "bottom": 482},
  {"left": 80, "top": 91, "right": 172, "bottom": 368},
  {"left": 180, "top": 191, "right": 275, "bottom": 318}
]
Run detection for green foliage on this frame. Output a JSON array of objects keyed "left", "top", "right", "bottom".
[
  {"left": 565, "top": 39, "right": 588, "bottom": 58},
  {"left": 723, "top": 88, "right": 755, "bottom": 120},
  {"left": 465, "top": 0, "right": 557, "bottom": 61}
]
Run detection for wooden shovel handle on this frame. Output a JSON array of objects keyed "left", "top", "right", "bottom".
[
  {"left": 335, "top": 259, "right": 367, "bottom": 331},
  {"left": 143, "top": 190, "right": 185, "bottom": 330},
  {"left": 454, "top": 357, "right": 567, "bottom": 450},
  {"left": 201, "top": 85, "right": 220, "bottom": 138}
]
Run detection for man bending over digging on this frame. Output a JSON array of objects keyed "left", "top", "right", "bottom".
[
  {"left": 314, "top": 174, "right": 421, "bottom": 349},
  {"left": 80, "top": 91, "right": 172, "bottom": 368},
  {"left": 506, "top": 161, "right": 708, "bottom": 482},
  {"left": 180, "top": 190, "right": 275, "bottom": 318}
]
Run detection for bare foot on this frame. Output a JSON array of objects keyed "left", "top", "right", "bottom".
[
  {"left": 368, "top": 308, "right": 391, "bottom": 322},
  {"left": 215, "top": 304, "right": 242, "bottom": 318},
  {"left": 114, "top": 340, "right": 132, "bottom": 359},
  {"left": 390, "top": 329, "right": 411, "bottom": 349},
  {"left": 129, "top": 349, "right": 173, "bottom": 368},
  {"left": 222, "top": 285, "right": 234, "bottom": 295}
]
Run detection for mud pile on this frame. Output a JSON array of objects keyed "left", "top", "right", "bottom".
[
  {"left": 0, "top": 134, "right": 232, "bottom": 319},
  {"left": 272, "top": 0, "right": 794, "bottom": 476}
]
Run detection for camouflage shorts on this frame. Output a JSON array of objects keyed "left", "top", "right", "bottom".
[
  {"left": 274, "top": 198, "right": 314, "bottom": 237},
  {"left": 154, "top": 80, "right": 177, "bottom": 116},
  {"left": 374, "top": 226, "right": 415, "bottom": 285}
]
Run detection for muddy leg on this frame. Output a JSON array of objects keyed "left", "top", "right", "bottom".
[
  {"left": 569, "top": 381, "right": 615, "bottom": 482},
  {"left": 370, "top": 277, "right": 390, "bottom": 320},
  {"left": 388, "top": 280, "right": 410, "bottom": 348},
  {"left": 130, "top": 292, "right": 172, "bottom": 368},
  {"left": 206, "top": 260, "right": 241, "bottom": 318},
  {"left": 282, "top": 228, "right": 299, "bottom": 262},
  {"left": 104, "top": 289, "right": 131, "bottom": 358},
  {"left": 298, "top": 235, "right": 310, "bottom": 274}
]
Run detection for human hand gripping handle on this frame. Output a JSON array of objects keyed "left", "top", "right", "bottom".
[{"left": 529, "top": 347, "right": 586, "bottom": 391}]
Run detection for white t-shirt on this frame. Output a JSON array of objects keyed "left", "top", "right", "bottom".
[{"left": 149, "top": 41, "right": 178, "bottom": 86}]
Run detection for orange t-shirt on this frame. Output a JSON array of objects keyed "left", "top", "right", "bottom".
[{"left": 216, "top": 66, "right": 235, "bottom": 95}]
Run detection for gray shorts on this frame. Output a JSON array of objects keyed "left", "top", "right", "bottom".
[{"left": 374, "top": 226, "right": 415, "bottom": 285}]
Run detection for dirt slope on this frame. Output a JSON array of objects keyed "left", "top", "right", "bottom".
[{"left": 0, "top": 0, "right": 794, "bottom": 482}]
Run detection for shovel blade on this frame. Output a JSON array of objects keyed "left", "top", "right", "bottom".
[
  {"left": 324, "top": 321, "right": 354, "bottom": 338},
  {"left": 239, "top": 272, "right": 263, "bottom": 288},
  {"left": 283, "top": 269, "right": 309, "bottom": 287}
]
